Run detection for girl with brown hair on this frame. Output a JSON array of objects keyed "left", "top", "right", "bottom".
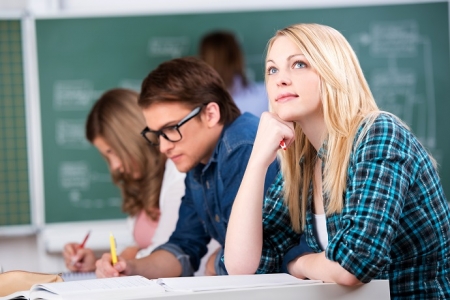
[{"left": 63, "top": 88, "right": 186, "bottom": 272}]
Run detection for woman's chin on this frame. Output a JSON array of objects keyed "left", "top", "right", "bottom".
[{"left": 276, "top": 111, "right": 297, "bottom": 123}]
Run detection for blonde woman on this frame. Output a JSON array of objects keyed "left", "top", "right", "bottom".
[
  {"left": 63, "top": 88, "right": 186, "bottom": 272},
  {"left": 224, "top": 23, "right": 450, "bottom": 299}
]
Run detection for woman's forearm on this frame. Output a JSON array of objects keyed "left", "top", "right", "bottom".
[
  {"left": 224, "top": 156, "right": 268, "bottom": 274},
  {"left": 289, "top": 252, "right": 362, "bottom": 286}
]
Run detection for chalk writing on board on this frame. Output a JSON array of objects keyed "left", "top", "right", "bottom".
[
  {"left": 119, "top": 79, "right": 141, "bottom": 92},
  {"left": 56, "top": 119, "right": 89, "bottom": 149},
  {"left": 351, "top": 20, "right": 437, "bottom": 159},
  {"left": 147, "top": 36, "right": 189, "bottom": 58},
  {"left": 53, "top": 80, "right": 102, "bottom": 111},
  {"left": 59, "top": 161, "right": 121, "bottom": 209}
]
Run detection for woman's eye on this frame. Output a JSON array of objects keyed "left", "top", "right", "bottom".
[
  {"left": 293, "top": 61, "right": 306, "bottom": 69},
  {"left": 267, "top": 67, "right": 278, "bottom": 75}
]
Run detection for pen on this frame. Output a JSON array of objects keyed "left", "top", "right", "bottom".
[
  {"left": 109, "top": 232, "right": 118, "bottom": 265},
  {"left": 79, "top": 230, "right": 91, "bottom": 249},
  {"left": 279, "top": 140, "right": 287, "bottom": 150},
  {"left": 71, "top": 230, "right": 91, "bottom": 265}
]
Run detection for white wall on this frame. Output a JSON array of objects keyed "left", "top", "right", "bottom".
[
  {"left": 0, "top": 220, "right": 133, "bottom": 273},
  {"left": 0, "top": 0, "right": 443, "bottom": 16},
  {"left": 0, "top": 0, "right": 447, "bottom": 274}
]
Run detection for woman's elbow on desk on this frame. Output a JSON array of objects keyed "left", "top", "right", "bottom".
[
  {"left": 224, "top": 257, "right": 258, "bottom": 275},
  {"left": 331, "top": 271, "right": 362, "bottom": 286},
  {"left": 225, "top": 265, "right": 257, "bottom": 275},
  {"left": 290, "top": 252, "right": 362, "bottom": 286}
]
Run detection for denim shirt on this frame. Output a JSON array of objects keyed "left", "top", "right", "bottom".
[{"left": 154, "top": 113, "right": 280, "bottom": 276}]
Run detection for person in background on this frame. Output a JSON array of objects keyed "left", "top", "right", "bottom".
[
  {"left": 94, "top": 57, "right": 279, "bottom": 279},
  {"left": 224, "top": 23, "right": 450, "bottom": 299},
  {"left": 199, "top": 30, "right": 268, "bottom": 117},
  {"left": 63, "top": 88, "right": 188, "bottom": 273}
]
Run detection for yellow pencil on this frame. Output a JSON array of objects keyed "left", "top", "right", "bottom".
[{"left": 109, "top": 232, "right": 118, "bottom": 265}]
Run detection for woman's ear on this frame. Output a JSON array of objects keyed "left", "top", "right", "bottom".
[{"left": 202, "top": 102, "right": 221, "bottom": 128}]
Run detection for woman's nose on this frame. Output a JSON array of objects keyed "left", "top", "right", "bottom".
[
  {"left": 110, "top": 156, "right": 124, "bottom": 173},
  {"left": 276, "top": 73, "right": 292, "bottom": 86},
  {"left": 277, "top": 74, "right": 292, "bottom": 86}
]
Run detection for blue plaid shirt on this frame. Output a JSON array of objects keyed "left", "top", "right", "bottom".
[{"left": 257, "top": 113, "right": 450, "bottom": 299}]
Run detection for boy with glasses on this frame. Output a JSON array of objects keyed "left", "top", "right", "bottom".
[{"left": 95, "top": 57, "right": 279, "bottom": 278}]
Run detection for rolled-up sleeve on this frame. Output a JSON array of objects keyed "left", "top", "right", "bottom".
[{"left": 326, "top": 116, "right": 411, "bottom": 283}]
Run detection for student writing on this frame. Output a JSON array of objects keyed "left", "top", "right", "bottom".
[
  {"left": 95, "top": 57, "right": 279, "bottom": 279},
  {"left": 63, "top": 88, "right": 186, "bottom": 272}
]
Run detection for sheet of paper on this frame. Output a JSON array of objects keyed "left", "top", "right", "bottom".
[
  {"left": 0, "top": 290, "right": 29, "bottom": 300},
  {"left": 157, "top": 273, "right": 322, "bottom": 292},
  {"left": 61, "top": 272, "right": 97, "bottom": 282},
  {"left": 30, "top": 276, "right": 165, "bottom": 300}
]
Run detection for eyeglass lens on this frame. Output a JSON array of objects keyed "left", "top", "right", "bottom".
[{"left": 143, "top": 127, "right": 181, "bottom": 145}]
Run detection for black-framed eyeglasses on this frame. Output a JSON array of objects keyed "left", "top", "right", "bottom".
[{"left": 141, "top": 105, "right": 203, "bottom": 146}]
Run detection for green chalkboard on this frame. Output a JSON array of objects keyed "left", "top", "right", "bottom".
[
  {"left": 36, "top": 2, "right": 450, "bottom": 223},
  {"left": 0, "top": 20, "right": 31, "bottom": 226}
]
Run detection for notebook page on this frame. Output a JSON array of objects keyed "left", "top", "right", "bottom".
[
  {"left": 30, "top": 276, "right": 165, "bottom": 300},
  {"left": 61, "top": 272, "right": 97, "bottom": 282},
  {"left": 0, "top": 290, "right": 29, "bottom": 300},
  {"left": 157, "top": 273, "right": 322, "bottom": 292}
]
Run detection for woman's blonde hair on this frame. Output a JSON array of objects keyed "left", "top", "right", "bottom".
[
  {"left": 86, "top": 88, "right": 166, "bottom": 219},
  {"left": 266, "top": 23, "right": 379, "bottom": 232}
]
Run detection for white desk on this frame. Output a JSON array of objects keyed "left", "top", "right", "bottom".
[{"left": 135, "top": 280, "right": 390, "bottom": 300}]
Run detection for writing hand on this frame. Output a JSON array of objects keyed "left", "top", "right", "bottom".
[
  {"left": 95, "top": 253, "right": 128, "bottom": 278},
  {"left": 63, "top": 243, "right": 96, "bottom": 272}
]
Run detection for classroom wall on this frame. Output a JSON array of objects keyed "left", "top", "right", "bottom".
[
  {"left": 0, "top": 0, "right": 448, "bottom": 274},
  {"left": 1, "top": 0, "right": 441, "bottom": 15}
]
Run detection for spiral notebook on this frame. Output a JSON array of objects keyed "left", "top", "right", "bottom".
[{"left": 60, "top": 272, "right": 97, "bottom": 282}]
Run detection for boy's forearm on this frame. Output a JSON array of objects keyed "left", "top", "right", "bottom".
[{"left": 127, "top": 249, "right": 183, "bottom": 279}]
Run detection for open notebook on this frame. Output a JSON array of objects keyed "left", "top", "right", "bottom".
[
  {"left": 60, "top": 272, "right": 96, "bottom": 282},
  {"left": 157, "top": 273, "right": 322, "bottom": 292},
  {"left": 0, "top": 273, "right": 321, "bottom": 300},
  {"left": 0, "top": 276, "right": 164, "bottom": 300}
]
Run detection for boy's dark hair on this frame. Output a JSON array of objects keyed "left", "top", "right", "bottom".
[{"left": 139, "top": 56, "right": 241, "bottom": 125}]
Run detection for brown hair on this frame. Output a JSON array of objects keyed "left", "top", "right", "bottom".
[
  {"left": 139, "top": 56, "right": 240, "bottom": 125},
  {"left": 199, "top": 30, "right": 248, "bottom": 90},
  {"left": 86, "top": 88, "right": 166, "bottom": 219}
]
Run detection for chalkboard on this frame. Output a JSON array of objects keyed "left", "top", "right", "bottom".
[
  {"left": 0, "top": 20, "right": 31, "bottom": 226},
  {"left": 35, "top": 2, "right": 450, "bottom": 223}
]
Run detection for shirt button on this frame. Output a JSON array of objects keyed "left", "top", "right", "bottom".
[{"left": 215, "top": 214, "right": 220, "bottom": 222}]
